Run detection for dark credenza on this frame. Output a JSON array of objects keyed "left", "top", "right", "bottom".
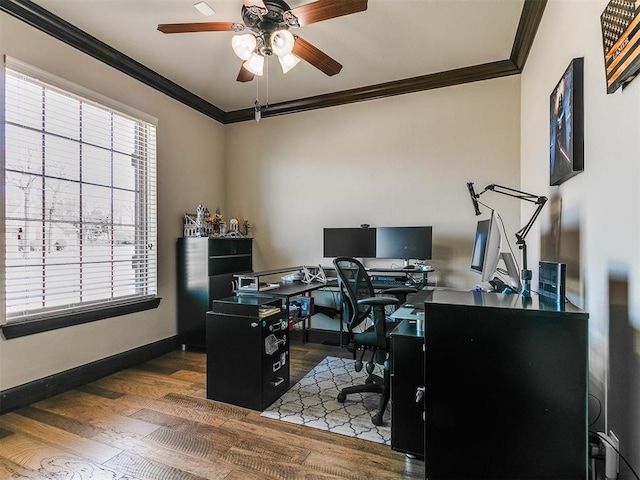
[
  {"left": 419, "top": 289, "right": 588, "bottom": 480},
  {"left": 206, "top": 295, "right": 290, "bottom": 410},
  {"left": 176, "top": 237, "right": 252, "bottom": 348}
]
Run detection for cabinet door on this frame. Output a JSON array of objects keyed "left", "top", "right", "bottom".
[{"left": 391, "top": 334, "right": 424, "bottom": 457}]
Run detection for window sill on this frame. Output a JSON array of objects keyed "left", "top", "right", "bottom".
[{"left": 1, "top": 297, "right": 162, "bottom": 339}]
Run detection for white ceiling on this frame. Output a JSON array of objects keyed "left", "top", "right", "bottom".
[{"left": 30, "top": 0, "right": 525, "bottom": 113}]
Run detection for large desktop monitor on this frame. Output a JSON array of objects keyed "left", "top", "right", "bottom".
[
  {"left": 470, "top": 212, "right": 521, "bottom": 290},
  {"left": 323, "top": 227, "right": 376, "bottom": 258},
  {"left": 376, "top": 226, "right": 432, "bottom": 267},
  {"left": 470, "top": 212, "right": 501, "bottom": 283}
]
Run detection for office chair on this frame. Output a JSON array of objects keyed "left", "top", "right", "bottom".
[{"left": 332, "top": 257, "right": 417, "bottom": 426}]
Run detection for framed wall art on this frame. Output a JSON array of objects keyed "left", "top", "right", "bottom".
[
  {"left": 550, "top": 57, "right": 584, "bottom": 186},
  {"left": 600, "top": 0, "right": 640, "bottom": 94}
]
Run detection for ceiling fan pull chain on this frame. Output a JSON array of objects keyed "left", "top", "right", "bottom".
[
  {"left": 255, "top": 75, "right": 261, "bottom": 123},
  {"left": 265, "top": 58, "right": 269, "bottom": 110}
]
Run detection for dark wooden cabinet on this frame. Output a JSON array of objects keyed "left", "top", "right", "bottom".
[
  {"left": 420, "top": 289, "right": 588, "bottom": 480},
  {"left": 390, "top": 320, "right": 424, "bottom": 458},
  {"left": 176, "top": 237, "right": 252, "bottom": 348},
  {"left": 206, "top": 295, "right": 290, "bottom": 410}
]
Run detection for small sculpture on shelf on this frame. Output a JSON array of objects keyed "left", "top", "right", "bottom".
[{"left": 183, "top": 203, "right": 214, "bottom": 237}]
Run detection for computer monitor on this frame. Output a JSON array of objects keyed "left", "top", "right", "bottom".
[
  {"left": 323, "top": 227, "right": 376, "bottom": 258},
  {"left": 375, "top": 226, "right": 433, "bottom": 267},
  {"left": 470, "top": 212, "right": 501, "bottom": 282}
]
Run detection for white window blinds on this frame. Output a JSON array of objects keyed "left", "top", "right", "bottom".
[{"left": 4, "top": 63, "right": 157, "bottom": 323}]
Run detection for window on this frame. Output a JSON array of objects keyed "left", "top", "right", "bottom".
[{"left": 2, "top": 60, "right": 158, "bottom": 337}]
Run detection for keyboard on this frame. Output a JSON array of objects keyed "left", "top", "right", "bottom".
[{"left": 371, "top": 280, "right": 418, "bottom": 289}]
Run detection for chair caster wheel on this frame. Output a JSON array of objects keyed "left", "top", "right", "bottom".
[
  {"left": 355, "top": 360, "right": 363, "bottom": 372},
  {"left": 372, "top": 413, "right": 383, "bottom": 426},
  {"left": 337, "top": 392, "right": 346, "bottom": 403},
  {"left": 365, "top": 362, "right": 374, "bottom": 374}
]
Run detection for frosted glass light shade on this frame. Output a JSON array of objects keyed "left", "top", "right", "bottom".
[
  {"left": 271, "top": 29, "right": 295, "bottom": 56},
  {"left": 243, "top": 53, "right": 264, "bottom": 76},
  {"left": 232, "top": 34, "right": 257, "bottom": 60},
  {"left": 278, "top": 52, "right": 301, "bottom": 74}
]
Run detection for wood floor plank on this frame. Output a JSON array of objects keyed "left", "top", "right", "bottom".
[
  {"left": 104, "top": 450, "right": 208, "bottom": 480},
  {"left": 218, "top": 446, "right": 346, "bottom": 480},
  {"left": 0, "top": 433, "right": 132, "bottom": 479},
  {"left": 14, "top": 405, "right": 105, "bottom": 438},
  {"left": 90, "top": 371, "right": 198, "bottom": 399},
  {"left": 92, "top": 427, "right": 233, "bottom": 479},
  {"left": 34, "top": 391, "right": 159, "bottom": 437},
  {"left": 0, "top": 412, "right": 122, "bottom": 464},
  {"left": 0, "top": 456, "right": 54, "bottom": 480},
  {"left": 117, "top": 394, "right": 232, "bottom": 427}
]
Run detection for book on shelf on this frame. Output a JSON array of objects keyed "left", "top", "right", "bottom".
[{"left": 258, "top": 306, "right": 281, "bottom": 318}]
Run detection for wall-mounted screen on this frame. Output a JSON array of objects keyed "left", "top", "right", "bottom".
[
  {"left": 375, "top": 226, "right": 433, "bottom": 262},
  {"left": 323, "top": 228, "right": 376, "bottom": 258}
]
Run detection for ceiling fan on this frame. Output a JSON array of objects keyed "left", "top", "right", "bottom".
[{"left": 158, "top": 0, "right": 368, "bottom": 82}]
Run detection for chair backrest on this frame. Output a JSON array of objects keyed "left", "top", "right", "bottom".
[{"left": 333, "top": 256, "right": 377, "bottom": 333}]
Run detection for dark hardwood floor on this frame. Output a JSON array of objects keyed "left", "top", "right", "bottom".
[{"left": 0, "top": 333, "right": 425, "bottom": 479}]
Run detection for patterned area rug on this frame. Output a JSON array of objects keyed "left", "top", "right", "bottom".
[{"left": 261, "top": 356, "right": 391, "bottom": 445}]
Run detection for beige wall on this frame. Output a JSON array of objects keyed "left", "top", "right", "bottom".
[
  {"left": 0, "top": 13, "right": 226, "bottom": 390},
  {"left": 225, "top": 77, "right": 522, "bottom": 289},
  {"left": 521, "top": 0, "right": 640, "bottom": 467}
]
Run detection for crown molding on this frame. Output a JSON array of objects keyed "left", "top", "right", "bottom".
[{"left": 1, "top": 0, "right": 546, "bottom": 124}]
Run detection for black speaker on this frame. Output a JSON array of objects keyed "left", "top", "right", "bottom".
[{"left": 538, "top": 261, "right": 566, "bottom": 304}]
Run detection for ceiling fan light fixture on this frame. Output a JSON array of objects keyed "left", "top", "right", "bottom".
[
  {"left": 271, "top": 29, "right": 295, "bottom": 57},
  {"left": 232, "top": 34, "right": 257, "bottom": 60},
  {"left": 278, "top": 52, "right": 301, "bottom": 74},
  {"left": 244, "top": 53, "right": 265, "bottom": 76}
]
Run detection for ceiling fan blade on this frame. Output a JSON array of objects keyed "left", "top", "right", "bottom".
[
  {"left": 237, "top": 65, "right": 255, "bottom": 83},
  {"left": 289, "top": 0, "right": 367, "bottom": 26},
  {"left": 293, "top": 36, "right": 342, "bottom": 76},
  {"left": 157, "top": 22, "right": 236, "bottom": 34},
  {"left": 242, "top": 0, "right": 266, "bottom": 8}
]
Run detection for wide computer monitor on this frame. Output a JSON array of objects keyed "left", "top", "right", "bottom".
[
  {"left": 376, "top": 226, "right": 433, "bottom": 267},
  {"left": 323, "top": 227, "right": 376, "bottom": 258},
  {"left": 470, "top": 212, "right": 521, "bottom": 290},
  {"left": 470, "top": 212, "right": 501, "bottom": 282}
]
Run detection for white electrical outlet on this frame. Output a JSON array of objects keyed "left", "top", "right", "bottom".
[{"left": 597, "top": 431, "right": 620, "bottom": 480}]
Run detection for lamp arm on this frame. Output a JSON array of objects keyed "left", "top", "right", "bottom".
[
  {"left": 483, "top": 184, "right": 547, "bottom": 205},
  {"left": 473, "top": 182, "right": 548, "bottom": 297},
  {"left": 515, "top": 198, "right": 547, "bottom": 244}
]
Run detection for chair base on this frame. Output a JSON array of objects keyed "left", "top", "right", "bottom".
[{"left": 336, "top": 371, "right": 390, "bottom": 426}]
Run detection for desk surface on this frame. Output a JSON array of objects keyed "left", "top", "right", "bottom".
[
  {"left": 408, "top": 287, "right": 585, "bottom": 314},
  {"left": 267, "top": 280, "right": 336, "bottom": 298}
]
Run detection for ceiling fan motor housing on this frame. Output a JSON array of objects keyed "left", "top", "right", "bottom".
[{"left": 242, "top": 0, "right": 295, "bottom": 55}]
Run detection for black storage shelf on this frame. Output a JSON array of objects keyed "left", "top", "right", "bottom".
[{"left": 176, "top": 237, "right": 253, "bottom": 348}]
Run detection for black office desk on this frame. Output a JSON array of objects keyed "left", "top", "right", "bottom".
[{"left": 421, "top": 289, "right": 588, "bottom": 480}]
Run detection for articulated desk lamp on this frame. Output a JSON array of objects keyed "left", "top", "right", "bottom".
[{"left": 467, "top": 182, "right": 548, "bottom": 297}]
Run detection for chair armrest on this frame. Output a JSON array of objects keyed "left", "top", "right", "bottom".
[
  {"left": 382, "top": 287, "right": 418, "bottom": 295},
  {"left": 357, "top": 296, "right": 400, "bottom": 307}
]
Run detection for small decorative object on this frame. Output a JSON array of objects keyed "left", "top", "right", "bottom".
[
  {"left": 600, "top": 1, "right": 640, "bottom": 94},
  {"left": 549, "top": 57, "right": 584, "bottom": 186},
  {"left": 183, "top": 203, "right": 214, "bottom": 237},
  {"left": 212, "top": 206, "right": 223, "bottom": 234},
  {"left": 242, "top": 220, "right": 251, "bottom": 237},
  {"left": 229, "top": 218, "right": 239, "bottom": 233}
]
